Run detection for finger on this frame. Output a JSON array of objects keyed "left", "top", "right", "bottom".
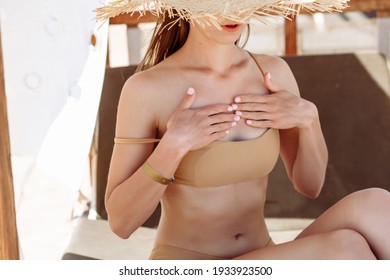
[
  {"left": 208, "top": 113, "right": 240, "bottom": 125},
  {"left": 211, "top": 130, "right": 230, "bottom": 141},
  {"left": 234, "top": 102, "right": 270, "bottom": 112},
  {"left": 245, "top": 119, "right": 273, "bottom": 128},
  {"left": 264, "top": 72, "right": 278, "bottom": 93},
  {"left": 234, "top": 94, "right": 268, "bottom": 104},
  {"left": 208, "top": 122, "right": 235, "bottom": 134},
  {"left": 201, "top": 103, "right": 235, "bottom": 116},
  {"left": 236, "top": 111, "right": 270, "bottom": 121},
  {"left": 178, "top": 87, "right": 196, "bottom": 110},
  {"left": 235, "top": 103, "right": 262, "bottom": 112}
]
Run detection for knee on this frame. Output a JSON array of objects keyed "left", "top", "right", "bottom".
[
  {"left": 327, "top": 229, "right": 376, "bottom": 260},
  {"left": 346, "top": 187, "right": 390, "bottom": 209},
  {"left": 358, "top": 187, "right": 390, "bottom": 198},
  {"left": 370, "top": 187, "right": 390, "bottom": 200}
]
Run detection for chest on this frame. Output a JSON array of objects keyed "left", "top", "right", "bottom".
[
  {"left": 191, "top": 73, "right": 267, "bottom": 107},
  {"left": 157, "top": 71, "right": 269, "bottom": 140}
]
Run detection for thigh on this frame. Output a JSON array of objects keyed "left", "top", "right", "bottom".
[
  {"left": 234, "top": 229, "right": 375, "bottom": 260},
  {"left": 297, "top": 188, "right": 389, "bottom": 240},
  {"left": 296, "top": 188, "right": 390, "bottom": 259},
  {"left": 297, "top": 191, "right": 364, "bottom": 238},
  {"left": 235, "top": 188, "right": 389, "bottom": 260}
]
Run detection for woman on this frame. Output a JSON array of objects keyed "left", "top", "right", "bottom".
[{"left": 99, "top": 2, "right": 390, "bottom": 260}]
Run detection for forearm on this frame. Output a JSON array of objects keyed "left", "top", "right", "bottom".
[
  {"left": 106, "top": 135, "right": 187, "bottom": 239},
  {"left": 292, "top": 116, "right": 328, "bottom": 198}
]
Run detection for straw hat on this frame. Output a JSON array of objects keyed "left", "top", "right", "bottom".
[{"left": 95, "top": 0, "right": 349, "bottom": 27}]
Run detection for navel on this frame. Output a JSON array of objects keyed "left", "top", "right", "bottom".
[{"left": 234, "top": 233, "right": 243, "bottom": 240}]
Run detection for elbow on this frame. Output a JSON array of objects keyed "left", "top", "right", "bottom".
[
  {"left": 294, "top": 178, "right": 324, "bottom": 199},
  {"left": 108, "top": 216, "right": 137, "bottom": 239},
  {"left": 104, "top": 192, "right": 138, "bottom": 239},
  {"left": 302, "top": 187, "right": 322, "bottom": 199},
  {"left": 292, "top": 167, "right": 326, "bottom": 199},
  {"left": 296, "top": 185, "right": 322, "bottom": 199}
]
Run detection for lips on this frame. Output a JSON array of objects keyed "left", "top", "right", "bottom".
[{"left": 221, "top": 24, "right": 241, "bottom": 32}]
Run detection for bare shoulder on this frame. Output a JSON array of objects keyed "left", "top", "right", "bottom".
[
  {"left": 121, "top": 68, "right": 161, "bottom": 104},
  {"left": 116, "top": 68, "right": 167, "bottom": 139},
  {"left": 119, "top": 65, "right": 174, "bottom": 114},
  {"left": 250, "top": 53, "right": 291, "bottom": 74},
  {"left": 250, "top": 53, "right": 299, "bottom": 95},
  {"left": 122, "top": 59, "right": 180, "bottom": 97},
  {"left": 117, "top": 62, "right": 184, "bottom": 138}
]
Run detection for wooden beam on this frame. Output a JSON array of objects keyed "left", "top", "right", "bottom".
[
  {"left": 0, "top": 29, "right": 20, "bottom": 260},
  {"left": 378, "top": 9, "right": 390, "bottom": 18},
  {"left": 109, "top": 11, "right": 158, "bottom": 27},
  {"left": 346, "top": 0, "right": 390, "bottom": 13},
  {"left": 298, "top": 0, "right": 390, "bottom": 14}
]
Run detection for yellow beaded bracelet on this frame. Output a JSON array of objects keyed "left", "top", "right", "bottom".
[{"left": 142, "top": 161, "right": 175, "bottom": 185}]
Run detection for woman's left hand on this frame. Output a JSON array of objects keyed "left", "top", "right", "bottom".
[{"left": 233, "top": 72, "right": 318, "bottom": 130}]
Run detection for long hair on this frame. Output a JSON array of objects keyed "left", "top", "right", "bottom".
[
  {"left": 136, "top": 15, "right": 250, "bottom": 72},
  {"left": 136, "top": 13, "right": 190, "bottom": 72}
]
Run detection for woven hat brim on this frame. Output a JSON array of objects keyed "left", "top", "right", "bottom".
[{"left": 95, "top": 0, "right": 349, "bottom": 28}]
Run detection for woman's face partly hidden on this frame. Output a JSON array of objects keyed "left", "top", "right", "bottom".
[{"left": 192, "top": 20, "right": 245, "bottom": 45}]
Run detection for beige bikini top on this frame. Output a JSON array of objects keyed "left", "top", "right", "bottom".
[
  {"left": 115, "top": 53, "right": 280, "bottom": 188},
  {"left": 116, "top": 129, "right": 279, "bottom": 188}
]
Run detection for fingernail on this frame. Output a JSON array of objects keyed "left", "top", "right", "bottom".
[
  {"left": 246, "top": 120, "right": 253, "bottom": 125},
  {"left": 234, "top": 97, "right": 241, "bottom": 103},
  {"left": 225, "top": 130, "right": 230, "bottom": 134},
  {"left": 232, "top": 104, "right": 238, "bottom": 110},
  {"left": 234, "top": 115, "right": 240, "bottom": 121},
  {"left": 227, "top": 106, "right": 233, "bottom": 112},
  {"left": 187, "top": 88, "right": 195, "bottom": 95},
  {"left": 267, "top": 73, "right": 271, "bottom": 80},
  {"left": 231, "top": 122, "right": 237, "bottom": 127},
  {"left": 235, "top": 111, "right": 242, "bottom": 116}
]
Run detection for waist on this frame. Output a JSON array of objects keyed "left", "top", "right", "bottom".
[
  {"left": 149, "top": 245, "right": 229, "bottom": 260},
  {"left": 156, "top": 179, "right": 270, "bottom": 258},
  {"left": 151, "top": 236, "right": 274, "bottom": 260}
]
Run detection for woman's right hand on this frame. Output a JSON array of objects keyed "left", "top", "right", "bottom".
[{"left": 165, "top": 88, "right": 239, "bottom": 152}]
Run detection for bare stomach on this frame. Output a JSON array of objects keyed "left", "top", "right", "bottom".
[{"left": 153, "top": 177, "right": 272, "bottom": 258}]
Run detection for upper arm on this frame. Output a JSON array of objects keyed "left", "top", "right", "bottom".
[
  {"left": 259, "top": 55, "right": 301, "bottom": 180},
  {"left": 105, "top": 73, "right": 159, "bottom": 200}
]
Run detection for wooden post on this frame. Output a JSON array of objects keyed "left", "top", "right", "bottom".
[
  {"left": 285, "top": 17, "right": 297, "bottom": 56},
  {"left": 0, "top": 29, "right": 20, "bottom": 260}
]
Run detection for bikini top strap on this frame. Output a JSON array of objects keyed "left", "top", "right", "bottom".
[
  {"left": 246, "top": 51, "right": 266, "bottom": 76},
  {"left": 114, "top": 137, "right": 161, "bottom": 144}
]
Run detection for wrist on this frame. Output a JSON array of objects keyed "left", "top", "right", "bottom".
[
  {"left": 145, "top": 133, "right": 188, "bottom": 181},
  {"left": 159, "top": 131, "right": 190, "bottom": 158}
]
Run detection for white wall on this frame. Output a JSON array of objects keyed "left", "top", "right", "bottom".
[
  {"left": 0, "top": 0, "right": 103, "bottom": 158},
  {"left": 0, "top": 0, "right": 109, "bottom": 259}
]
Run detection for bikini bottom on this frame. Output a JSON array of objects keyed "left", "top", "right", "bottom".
[
  {"left": 149, "top": 238, "right": 274, "bottom": 260},
  {"left": 149, "top": 245, "right": 228, "bottom": 260}
]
